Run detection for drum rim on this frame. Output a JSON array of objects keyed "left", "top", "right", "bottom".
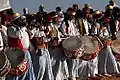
[
  {"left": 0, "top": 53, "right": 9, "bottom": 71},
  {"left": 5, "top": 48, "right": 25, "bottom": 67},
  {"left": 9, "top": 59, "right": 29, "bottom": 76},
  {"left": 63, "top": 48, "right": 73, "bottom": 58},
  {"left": 0, "top": 55, "right": 11, "bottom": 77},
  {"left": 111, "top": 40, "right": 120, "bottom": 54},
  {"left": 80, "top": 35, "right": 103, "bottom": 60},
  {"left": 81, "top": 35, "right": 100, "bottom": 54},
  {"left": 62, "top": 36, "right": 84, "bottom": 50},
  {"left": 63, "top": 47, "right": 84, "bottom": 58},
  {"left": 6, "top": 48, "right": 29, "bottom": 76},
  {"left": 116, "top": 30, "right": 120, "bottom": 40},
  {"left": 62, "top": 36, "right": 84, "bottom": 58}
]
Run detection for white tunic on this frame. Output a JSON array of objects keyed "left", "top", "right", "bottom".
[
  {"left": 7, "top": 26, "right": 30, "bottom": 49},
  {"left": 1, "top": 25, "right": 7, "bottom": 36},
  {"left": 0, "top": 32, "right": 3, "bottom": 51},
  {"left": 0, "top": 25, "right": 7, "bottom": 51},
  {"left": 82, "top": 19, "right": 91, "bottom": 35},
  {"left": 98, "top": 45, "right": 119, "bottom": 74},
  {"left": 68, "top": 20, "right": 79, "bottom": 36},
  {"left": 20, "top": 27, "right": 30, "bottom": 49}
]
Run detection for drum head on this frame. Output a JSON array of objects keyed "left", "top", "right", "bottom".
[
  {"left": 81, "top": 35, "right": 99, "bottom": 54},
  {"left": 0, "top": 53, "right": 6, "bottom": 70},
  {"left": 111, "top": 40, "right": 120, "bottom": 54},
  {"left": 116, "top": 31, "right": 120, "bottom": 40},
  {"left": 62, "top": 36, "right": 83, "bottom": 50},
  {"left": 5, "top": 48, "right": 25, "bottom": 67}
]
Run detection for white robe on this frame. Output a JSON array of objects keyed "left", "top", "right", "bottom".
[
  {"left": 68, "top": 20, "right": 79, "bottom": 36},
  {"left": 98, "top": 45, "right": 119, "bottom": 74},
  {"left": 30, "top": 48, "right": 54, "bottom": 80},
  {"left": 7, "top": 26, "right": 30, "bottom": 49},
  {"left": 50, "top": 48, "right": 69, "bottom": 80}
]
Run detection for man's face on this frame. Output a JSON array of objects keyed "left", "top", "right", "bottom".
[
  {"left": 71, "top": 15, "right": 75, "bottom": 19},
  {"left": 109, "top": 1, "right": 115, "bottom": 6},
  {"left": 36, "top": 37, "right": 44, "bottom": 46},
  {"left": 53, "top": 17, "right": 59, "bottom": 23},
  {"left": 73, "top": 6, "right": 78, "bottom": 11}
]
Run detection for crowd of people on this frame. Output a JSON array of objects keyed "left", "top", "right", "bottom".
[{"left": 0, "top": 0, "right": 120, "bottom": 80}]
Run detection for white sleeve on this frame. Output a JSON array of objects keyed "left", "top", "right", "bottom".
[{"left": 0, "top": 33, "right": 3, "bottom": 51}]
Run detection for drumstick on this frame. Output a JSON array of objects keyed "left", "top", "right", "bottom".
[
  {"left": 103, "top": 74, "right": 112, "bottom": 77},
  {"left": 95, "top": 74, "right": 106, "bottom": 78}
]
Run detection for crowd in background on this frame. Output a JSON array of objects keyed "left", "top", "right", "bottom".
[{"left": 0, "top": 0, "right": 120, "bottom": 80}]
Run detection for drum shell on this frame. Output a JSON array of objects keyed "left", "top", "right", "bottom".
[
  {"left": 0, "top": 53, "right": 11, "bottom": 77},
  {"left": 80, "top": 35, "right": 103, "bottom": 60},
  {"left": 62, "top": 36, "right": 84, "bottom": 58},
  {"left": 111, "top": 40, "right": 120, "bottom": 61},
  {"left": 63, "top": 47, "right": 84, "bottom": 58},
  {"left": 116, "top": 30, "right": 120, "bottom": 40},
  {"left": 81, "top": 43, "right": 102, "bottom": 60},
  {"left": 5, "top": 48, "right": 29, "bottom": 76},
  {"left": 8, "top": 60, "right": 29, "bottom": 76},
  {"left": 89, "top": 74, "right": 120, "bottom": 80}
]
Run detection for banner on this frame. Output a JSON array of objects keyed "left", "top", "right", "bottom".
[{"left": 0, "top": 0, "right": 11, "bottom": 12}]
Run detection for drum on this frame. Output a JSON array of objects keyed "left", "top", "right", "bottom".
[
  {"left": 89, "top": 74, "right": 120, "bottom": 80},
  {"left": 62, "top": 36, "right": 84, "bottom": 58},
  {"left": 5, "top": 48, "right": 29, "bottom": 75},
  {"left": 111, "top": 40, "right": 120, "bottom": 61},
  {"left": 116, "top": 30, "right": 120, "bottom": 40},
  {"left": 80, "top": 35, "right": 103, "bottom": 60},
  {"left": 0, "top": 52, "right": 11, "bottom": 77}
]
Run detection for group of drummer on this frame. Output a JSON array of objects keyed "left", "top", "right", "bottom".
[{"left": 0, "top": 0, "right": 120, "bottom": 80}]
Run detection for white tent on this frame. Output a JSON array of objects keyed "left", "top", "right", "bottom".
[{"left": 0, "top": 0, "right": 11, "bottom": 12}]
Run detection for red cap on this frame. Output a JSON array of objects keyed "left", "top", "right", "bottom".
[{"left": 44, "top": 15, "right": 53, "bottom": 22}]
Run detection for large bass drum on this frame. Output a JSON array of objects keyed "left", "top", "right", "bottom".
[
  {"left": 5, "top": 48, "right": 29, "bottom": 76},
  {"left": 111, "top": 40, "right": 120, "bottom": 61},
  {"left": 62, "top": 36, "right": 84, "bottom": 58},
  {"left": 80, "top": 35, "right": 103, "bottom": 60},
  {"left": 116, "top": 30, "right": 120, "bottom": 40},
  {"left": 0, "top": 52, "right": 11, "bottom": 77}
]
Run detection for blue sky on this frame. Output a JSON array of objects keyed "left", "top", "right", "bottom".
[{"left": 10, "top": 0, "right": 120, "bottom": 14}]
